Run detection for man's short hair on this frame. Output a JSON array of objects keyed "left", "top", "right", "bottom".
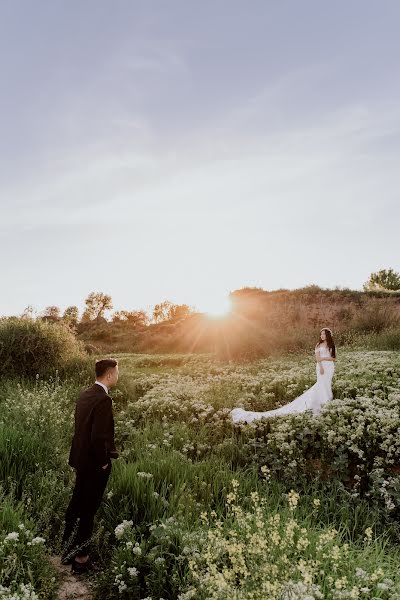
[{"left": 95, "top": 358, "right": 118, "bottom": 378}]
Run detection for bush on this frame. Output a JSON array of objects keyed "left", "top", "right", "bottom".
[
  {"left": 0, "top": 317, "right": 88, "bottom": 379},
  {"left": 84, "top": 342, "right": 100, "bottom": 355}
]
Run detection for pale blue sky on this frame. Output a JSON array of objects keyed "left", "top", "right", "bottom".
[{"left": 1, "top": 1, "right": 399, "bottom": 317}]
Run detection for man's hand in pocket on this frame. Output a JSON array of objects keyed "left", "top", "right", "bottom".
[{"left": 102, "top": 463, "right": 108, "bottom": 470}]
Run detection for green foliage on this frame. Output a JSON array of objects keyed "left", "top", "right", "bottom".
[
  {"left": 152, "top": 301, "right": 193, "bottom": 324},
  {"left": 62, "top": 305, "right": 79, "bottom": 327},
  {"left": 364, "top": 268, "right": 400, "bottom": 292},
  {"left": 83, "top": 291, "right": 113, "bottom": 320},
  {"left": 180, "top": 482, "right": 400, "bottom": 599},
  {"left": 365, "top": 329, "right": 400, "bottom": 350},
  {"left": 1, "top": 351, "right": 400, "bottom": 598},
  {"left": 113, "top": 351, "right": 400, "bottom": 513},
  {"left": 112, "top": 310, "right": 149, "bottom": 327},
  {"left": 42, "top": 306, "right": 61, "bottom": 319},
  {"left": 0, "top": 493, "right": 58, "bottom": 599},
  {"left": 0, "top": 317, "right": 88, "bottom": 379}
]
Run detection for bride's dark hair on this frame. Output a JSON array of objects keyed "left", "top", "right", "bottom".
[{"left": 317, "top": 328, "right": 336, "bottom": 358}]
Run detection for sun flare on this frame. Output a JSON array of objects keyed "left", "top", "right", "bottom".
[{"left": 204, "top": 295, "right": 233, "bottom": 319}]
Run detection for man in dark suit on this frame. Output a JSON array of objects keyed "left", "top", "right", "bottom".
[{"left": 61, "top": 358, "right": 119, "bottom": 574}]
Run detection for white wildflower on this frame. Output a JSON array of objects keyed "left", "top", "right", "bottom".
[{"left": 115, "top": 520, "right": 133, "bottom": 540}]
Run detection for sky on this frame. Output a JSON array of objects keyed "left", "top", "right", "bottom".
[{"left": 1, "top": 1, "right": 399, "bottom": 317}]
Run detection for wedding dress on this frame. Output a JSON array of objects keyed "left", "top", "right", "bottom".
[{"left": 230, "top": 345, "right": 335, "bottom": 423}]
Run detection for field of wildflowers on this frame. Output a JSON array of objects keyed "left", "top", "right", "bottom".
[{"left": 0, "top": 349, "right": 400, "bottom": 598}]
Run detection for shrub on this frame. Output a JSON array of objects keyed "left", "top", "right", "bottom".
[{"left": 0, "top": 317, "right": 87, "bottom": 379}]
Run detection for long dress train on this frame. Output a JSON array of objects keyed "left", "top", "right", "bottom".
[{"left": 230, "top": 345, "right": 335, "bottom": 424}]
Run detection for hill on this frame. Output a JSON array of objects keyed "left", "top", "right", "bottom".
[{"left": 77, "top": 286, "right": 400, "bottom": 359}]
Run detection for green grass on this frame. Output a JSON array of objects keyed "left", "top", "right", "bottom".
[{"left": 0, "top": 350, "right": 399, "bottom": 598}]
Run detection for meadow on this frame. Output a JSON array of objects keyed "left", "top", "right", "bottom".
[{"left": 1, "top": 348, "right": 400, "bottom": 599}]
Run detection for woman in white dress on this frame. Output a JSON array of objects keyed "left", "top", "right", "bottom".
[{"left": 230, "top": 328, "right": 336, "bottom": 423}]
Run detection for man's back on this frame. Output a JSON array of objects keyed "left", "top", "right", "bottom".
[{"left": 68, "top": 383, "right": 115, "bottom": 471}]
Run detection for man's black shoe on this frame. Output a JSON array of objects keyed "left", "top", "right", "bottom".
[
  {"left": 71, "top": 557, "right": 98, "bottom": 575},
  {"left": 60, "top": 553, "right": 75, "bottom": 565}
]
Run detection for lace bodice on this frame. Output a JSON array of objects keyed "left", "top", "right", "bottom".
[{"left": 315, "top": 344, "right": 332, "bottom": 358}]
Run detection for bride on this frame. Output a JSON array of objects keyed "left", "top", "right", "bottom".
[{"left": 230, "top": 328, "right": 336, "bottom": 423}]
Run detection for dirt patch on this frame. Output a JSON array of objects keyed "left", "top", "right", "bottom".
[{"left": 48, "top": 556, "right": 93, "bottom": 600}]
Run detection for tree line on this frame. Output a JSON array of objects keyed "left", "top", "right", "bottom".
[
  {"left": 20, "top": 294, "right": 195, "bottom": 328},
  {"left": 18, "top": 267, "right": 400, "bottom": 329}
]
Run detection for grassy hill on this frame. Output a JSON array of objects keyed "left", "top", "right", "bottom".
[{"left": 77, "top": 286, "right": 400, "bottom": 358}]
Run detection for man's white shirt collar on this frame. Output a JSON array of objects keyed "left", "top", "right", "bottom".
[{"left": 95, "top": 380, "right": 108, "bottom": 394}]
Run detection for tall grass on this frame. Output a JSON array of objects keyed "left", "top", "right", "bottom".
[{"left": 0, "top": 491, "right": 58, "bottom": 599}]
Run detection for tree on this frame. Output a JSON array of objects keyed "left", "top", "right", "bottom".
[
  {"left": 152, "top": 301, "right": 174, "bottom": 323},
  {"left": 42, "top": 306, "right": 61, "bottom": 319},
  {"left": 112, "top": 311, "right": 125, "bottom": 323},
  {"left": 81, "top": 309, "right": 93, "bottom": 323},
  {"left": 21, "top": 305, "right": 37, "bottom": 320},
  {"left": 112, "top": 310, "right": 149, "bottom": 327},
  {"left": 363, "top": 268, "right": 400, "bottom": 292},
  {"left": 63, "top": 306, "right": 79, "bottom": 327},
  {"left": 152, "top": 301, "right": 193, "bottom": 323},
  {"left": 169, "top": 304, "right": 192, "bottom": 321},
  {"left": 84, "top": 292, "right": 113, "bottom": 320}
]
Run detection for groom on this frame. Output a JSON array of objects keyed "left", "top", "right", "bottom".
[{"left": 61, "top": 358, "right": 119, "bottom": 574}]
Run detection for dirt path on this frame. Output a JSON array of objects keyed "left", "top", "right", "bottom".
[{"left": 48, "top": 556, "right": 93, "bottom": 600}]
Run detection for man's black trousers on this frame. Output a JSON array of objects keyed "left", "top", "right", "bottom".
[{"left": 62, "top": 460, "right": 111, "bottom": 559}]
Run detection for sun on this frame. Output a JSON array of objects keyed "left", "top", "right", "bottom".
[{"left": 204, "top": 295, "right": 233, "bottom": 319}]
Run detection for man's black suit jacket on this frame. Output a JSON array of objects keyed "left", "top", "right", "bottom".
[{"left": 68, "top": 383, "right": 116, "bottom": 471}]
